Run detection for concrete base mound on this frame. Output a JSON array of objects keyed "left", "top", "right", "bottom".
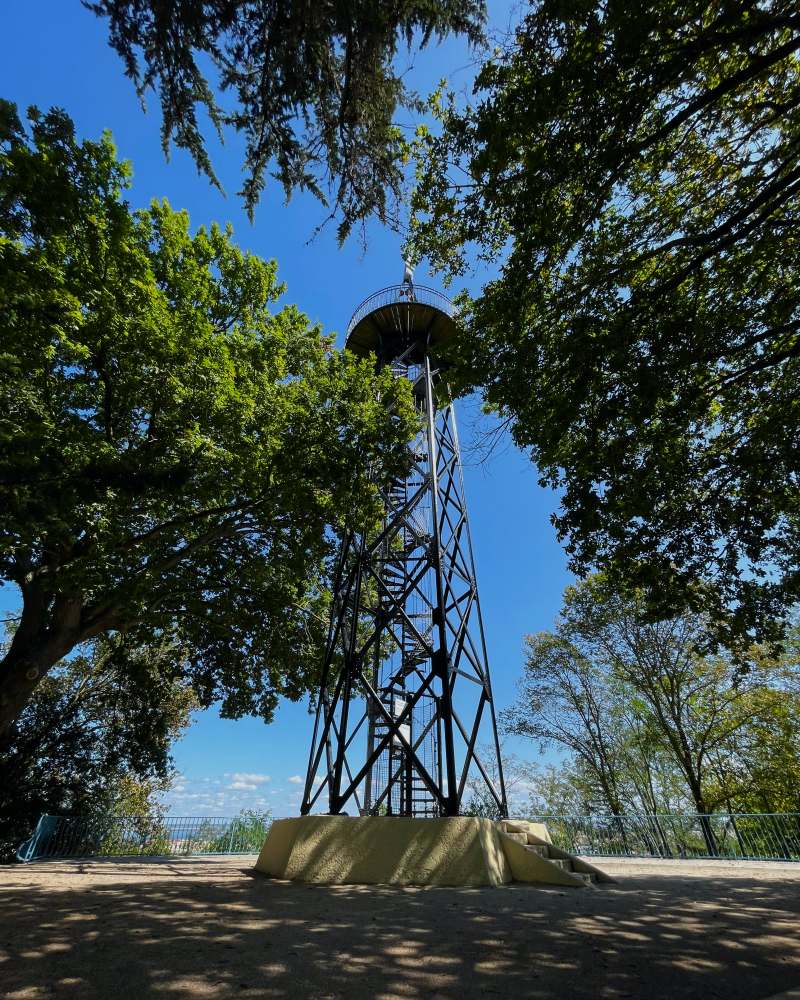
[
  {"left": 255, "top": 815, "right": 610, "bottom": 888},
  {"left": 255, "top": 815, "right": 509, "bottom": 886}
]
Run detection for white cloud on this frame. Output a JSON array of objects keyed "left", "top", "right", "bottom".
[
  {"left": 288, "top": 775, "right": 303, "bottom": 784},
  {"left": 161, "top": 770, "right": 300, "bottom": 818},
  {"left": 227, "top": 773, "right": 270, "bottom": 791}
]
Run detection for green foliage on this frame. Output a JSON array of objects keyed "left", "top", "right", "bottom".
[
  {"left": 85, "top": 0, "right": 486, "bottom": 240},
  {"left": 0, "top": 635, "right": 193, "bottom": 862},
  {"left": 410, "top": 2, "right": 800, "bottom": 650},
  {"left": 96, "top": 779, "right": 175, "bottom": 857},
  {"left": 94, "top": 808, "right": 273, "bottom": 857},
  {"left": 204, "top": 810, "right": 272, "bottom": 855},
  {"left": 0, "top": 102, "right": 418, "bottom": 734},
  {"left": 522, "top": 761, "right": 595, "bottom": 817},
  {"left": 503, "top": 575, "right": 800, "bottom": 821},
  {"left": 462, "top": 787, "right": 503, "bottom": 819},
  {"left": 464, "top": 749, "right": 588, "bottom": 819}
]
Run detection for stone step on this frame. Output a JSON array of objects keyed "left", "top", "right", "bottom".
[
  {"left": 520, "top": 845, "right": 595, "bottom": 883},
  {"left": 524, "top": 844, "right": 549, "bottom": 858},
  {"left": 498, "top": 820, "right": 604, "bottom": 886},
  {"left": 499, "top": 821, "right": 532, "bottom": 834}
]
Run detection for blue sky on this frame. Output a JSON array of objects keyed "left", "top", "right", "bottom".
[{"left": 0, "top": 1, "right": 572, "bottom": 816}]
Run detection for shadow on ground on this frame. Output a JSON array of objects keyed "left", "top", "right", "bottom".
[{"left": 1, "top": 856, "right": 799, "bottom": 999}]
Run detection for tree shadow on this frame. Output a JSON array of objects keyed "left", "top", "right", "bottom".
[{"left": 2, "top": 857, "right": 800, "bottom": 998}]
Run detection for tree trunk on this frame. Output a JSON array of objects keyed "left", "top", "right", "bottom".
[
  {"left": 593, "top": 769, "right": 631, "bottom": 854},
  {"left": 651, "top": 815, "right": 672, "bottom": 858},
  {"left": 697, "top": 812, "right": 719, "bottom": 857},
  {"left": 0, "top": 640, "right": 74, "bottom": 740},
  {"left": 0, "top": 586, "right": 99, "bottom": 740},
  {"left": 686, "top": 781, "right": 718, "bottom": 856},
  {"left": 669, "top": 743, "right": 718, "bottom": 857},
  {"left": 611, "top": 811, "right": 630, "bottom": 855}
]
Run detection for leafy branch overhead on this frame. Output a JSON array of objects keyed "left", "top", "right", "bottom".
[
  {"left": 85, "top": 0, "right": 486, "bottom": 240},
  {"left": 410, "top": 1, "right": 800, "bottom": 650},
  {"left": 0, "top": 101, "right": 418, "bottom": 736}
]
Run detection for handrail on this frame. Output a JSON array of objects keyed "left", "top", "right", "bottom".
[
  {"left": 16, "top": 812, "right": 275, "bottom": 862},
  {"left": 346, "top": 284, "right": 455, "bottom": 336},
  {"left": 527, "top": 812, "right": 800, "bottom": 861}
]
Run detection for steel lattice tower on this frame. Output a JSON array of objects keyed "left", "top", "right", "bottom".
[{"left": 301, "top": 278, "right": 507, "bottom": 818}]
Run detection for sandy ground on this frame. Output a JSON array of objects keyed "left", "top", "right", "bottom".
[{"left": 2, "top": 855, "right": 800, "bottom": 999}]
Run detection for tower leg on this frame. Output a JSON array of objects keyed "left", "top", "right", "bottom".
[{"left": 302, "top": 349, "right": 507, "bottom": 819}]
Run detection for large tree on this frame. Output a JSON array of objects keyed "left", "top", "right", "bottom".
[
  {"left": 0, "top": 634, "right": 193, "bottom": 862},
  {"left": 410, "top": 1, "right": 800, "bottom": 649},
  {"left": 502, "top": 629, "right": 635, "bottom": 817},
  {"left": 85, "top": 0, "right": 485, "bottom": 240},
  {"left": 507, "top": 575, "right": 800, "bottom": 849},
  {"left": 0, "top": 103, "right": 416, "bottom": 736}
]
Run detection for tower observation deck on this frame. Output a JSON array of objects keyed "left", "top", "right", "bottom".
[
  {"left": 345, "top": 283, "right": 458, "bottom": 362},
  {"left": 301, "top": 278, "right": 507, "bottom": 819}
]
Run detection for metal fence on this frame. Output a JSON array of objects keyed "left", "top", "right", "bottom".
[
  {"left": 17, "top": 810, "right": 800, "bottom": 864},
  {"left": 17, "top": 813, "right": 273, "bottom": 862},
  {"left": 529, "top": 812, "right": 800, "bottom": 862}
]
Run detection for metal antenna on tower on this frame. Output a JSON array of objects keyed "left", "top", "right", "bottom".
[{"left": 301, "top": 280, "right": 507, "bottom": 819}]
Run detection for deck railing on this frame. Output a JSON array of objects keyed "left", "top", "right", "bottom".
[
  {"left": 17, "top": 813, "right": 273, "bottom": 862},
  {"left": 17, "top": 811, "right": 800, "bottom": 863},
  {"left": 346, "top": 284, "right": 455, "bottom": 336},
  {"left": 528, "top": 812, "right": 800, "bottom": 862}
]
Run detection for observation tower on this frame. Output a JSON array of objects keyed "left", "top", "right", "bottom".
[{"left": 300, "top": 271, "right": 507, "bottom": 819}]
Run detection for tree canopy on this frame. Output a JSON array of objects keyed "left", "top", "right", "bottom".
[
  {"left": 0, "top": 102, "right": 417, "bottom": 736},
  {"left": 410, "top": 1, "right": 800, "bottom": 650},
  {"left": 0, "top": 634, "right": 193, "bottom": 861},
  {"left": 503, "top": 576, "right": 800, "bottom": 842},
  {"left": 86, "top": 0, "right": 485, "bottom": 240}
]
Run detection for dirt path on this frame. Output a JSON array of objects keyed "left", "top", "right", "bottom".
[{"left": 1, "top": 855, "right": 799, "bottom": 999}]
